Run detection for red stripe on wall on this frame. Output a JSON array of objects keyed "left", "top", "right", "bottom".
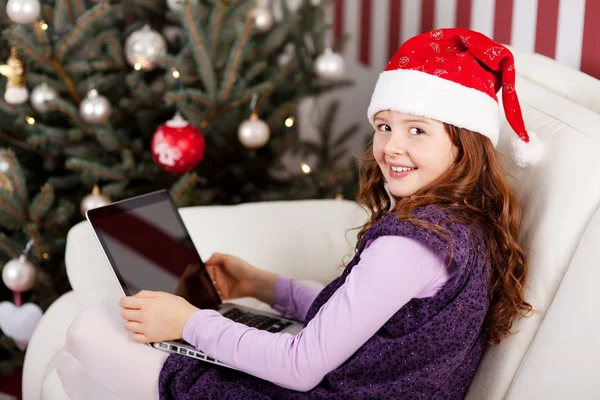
[
  {"left": 493, "top": 0, "right": 514, "bottom": 44},
  {"left": 535, "top": 0, "right": 560, "bottom": 58},
  {"left": 581, "top": 0, "right": 600, "bottom": 78},
  {"left": 421, "top": 0, "right": 435, "bottom": 33},
  {"left": 388, "top": 0, "right": 402, "bottom": 60},
  {"left": 456, "top": 0, "right": 472, "bottom": 29},
  {"left": 359, "top": 0, "right": 372, "bottom": 66},
  {"left": 333, "top": 0, "right": 345, "bottom": 52}
]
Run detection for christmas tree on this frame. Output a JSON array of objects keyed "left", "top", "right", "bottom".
[{"left": 0, "top": 0, "right": 360, "bottom": 374}]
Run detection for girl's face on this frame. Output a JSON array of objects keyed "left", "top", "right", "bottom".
[{"left": 373, "top": 110, "right": 458, "bottom": 198}]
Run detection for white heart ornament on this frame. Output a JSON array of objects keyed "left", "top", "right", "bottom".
[{"left": 0, "top": 301, "right": 43, "bottom": 350}]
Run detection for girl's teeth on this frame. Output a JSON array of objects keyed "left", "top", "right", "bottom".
[{"left": 391, "top": 166, "right": 416, "bottom": 172}]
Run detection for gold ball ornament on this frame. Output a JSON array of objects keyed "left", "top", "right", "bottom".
[{"left": 80, "top": 185, "right": 111, "bottom": 217}]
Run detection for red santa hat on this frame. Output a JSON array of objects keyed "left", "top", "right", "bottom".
[{"left": 367, "top": 28, "right": 543, "bottom": 168}]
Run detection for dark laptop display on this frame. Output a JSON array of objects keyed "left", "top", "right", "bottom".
[{"left": 86, "top": 189, "right": 222, "bottom": 311}]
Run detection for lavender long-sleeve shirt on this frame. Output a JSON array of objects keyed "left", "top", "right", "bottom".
[{"left": 182, "top": 235, "right": 452, "bottom": 391}]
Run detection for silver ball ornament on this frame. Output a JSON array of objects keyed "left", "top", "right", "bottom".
[
  {"left": 249, "top": 6, "right": 274, "bottom": 33},
  {"left": 79, "top": 89, "right": 111, "bottom": 124},
  {"left": 2, "top": 255, "right": 36, "bottom": 292},
  {"left": 314, "top": 48, "right": 345, "bottom": 81},
  {"left": 80, "top": 185, "right": 111, "bottom": 216},
  {"left": 125, "top": 25, "right": 167, "bottom": 71},
  {"left": 30, "top": 83, "right": 58, "bottom": 113},
  {"left": 6, "top": 0, "right": 40, "bottom": 24},
  {"left": 238, "top": 113, "right": 270, "bottom": 149},
  {"left": 166, "top": 0, "right": 198, "bottom": 12}
]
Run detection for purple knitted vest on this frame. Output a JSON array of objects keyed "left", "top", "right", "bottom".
[{"left": 159, "top": 205, "right": 490, "bottom": 400}]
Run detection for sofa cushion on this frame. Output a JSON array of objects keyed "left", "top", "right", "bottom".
[
  {"left": 505, "top": 206, "right": 600, "bottom": 399},
  {"left": 466, "top": 74, "right": 600, "bottom": 399}
]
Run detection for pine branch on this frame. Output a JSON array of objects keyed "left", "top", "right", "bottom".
[
  {"left": 55, "top": 0, "right": 75, "bottom": 32},
  {"left": 65, "top": 158, "right": 127, "bottom": 181},
  {"left": 0, "top": 232, "right": 22, "bottom": 259},
  {"left": 47, "top": 98, "right": 90, "bottom": 133},
  {"left": 170, "top": 172, "right": 198, "bottom": 205},
  {"left": 165, "top": 89, "right": 212, "bottom": 107},
  {"left": 0, "top": 189, "right": 27, "bottom": 228},
  {"left": 243, "top": 61, "right": 268, "bottom": 83},
  {"left": 183, "top": 2, "right": 216, "bottom": 100},
  {"left": 33, "top": 20, "right": 52, "bottom": 59},
  {"left": 4, "top": 29, "right": 53, "bottom": 72},
  {"left": 55, "top": 2, "right": 116, "bottom": 61},
  {"left": 30, "top": 183, "right": 55, "bottom": 222},
  {"left": 70, "top": 0, "right": 86, "bottom": 20},
  {"left": 209, "top": 4, "right": 225, "bottom": 58},
  {"left": 0, "top": 149, "right": 27, "bottom": 206},
  {"left": 64, "top": 60, "right": 121, "bottom": 74},
  {"left": 218, "top": 19, "right": 253, "bottom": 103},
  {"left": 220, "top": 81, "right": 274, "bottom": 114}
]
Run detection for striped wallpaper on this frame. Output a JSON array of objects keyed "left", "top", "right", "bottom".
[{"left": 332, "top": 0, "right": 600, "bottom": 78}]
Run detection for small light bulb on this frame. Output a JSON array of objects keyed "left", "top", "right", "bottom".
[
  {"left": 43, "top": 253, "right": 49, "bottom": 259},
  {"left": 285, "top": 117, "right": 294, "bottom": 127},
  {"left": 39, "top": 21, "right": 48, "bottom": 30},
  {"left": 134, "top": 63, "right": 142, "bottom": 70},
  {"left": 26, "top": 116, "right": 35, "bottom": 125},
  {"left": 301, "top": 163, "right": 311, "bottom": 175},
  {"left": 172, "top": 69, "right": 180, "bottom": 78}
]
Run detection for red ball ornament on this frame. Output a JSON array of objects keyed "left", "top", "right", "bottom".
[{"left": 151, "top": 113, "right": 205, "bottom": 173}]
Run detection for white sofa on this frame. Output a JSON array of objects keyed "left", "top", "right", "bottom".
[{"left": 23, "top": 50, "right": 600, "bottom": 399}]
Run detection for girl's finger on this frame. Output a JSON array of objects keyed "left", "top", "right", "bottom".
[
  {"left": 133, "top": 290, "right": 160, "bottom": 298},
  {"left": 121, "top": 308, "right": 142, "bottom": 322},
  {"left": 132, "top": 332, "right": 150, "bottom": 343},
  {"left": 124, "top": 321, "right": 143, "bottom": 333},
  {"left": 119, "top": 296, "right": 145, "bottom": 309}
]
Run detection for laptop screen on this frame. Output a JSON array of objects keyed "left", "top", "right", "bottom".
[{"left": 87, "top": 190, "right": 222, "bottom": 310}]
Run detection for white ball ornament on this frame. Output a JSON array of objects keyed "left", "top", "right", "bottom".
[
  {"left": 249, "top": 5, "right": 274, "bottom": 33},
  {"left": 166, "top": 0, "right": 198, "bottom": 12},
  {"left": 314, "top": 48, "right": 345, "bottom": 81},
  {"left": 4, "top": 86, "right": 28, "bottom": 105},
  {"left": 125, "top": 25, "right": 167, "bottom": 71},
  {"left": 238, "top": 112, "right": 270, "bottom": 149},
  {"left": 30, "top": 83, "right": 57, "bottom": 113},
  {"left": 2, "top": 255, "right": 36, "bottom": 293},
  {"left": 79, "top": 89, "right": 111, "bottom": 124},
  {"left": 6, "top": 0, "right": 40, "bottom": 24},
  {"left": 80, "top": 185, "right": 111, "bottom": 216}
]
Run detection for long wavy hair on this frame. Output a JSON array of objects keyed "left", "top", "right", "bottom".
[{"left": 355, "top": 123, "right": 533, "bottom": 345}]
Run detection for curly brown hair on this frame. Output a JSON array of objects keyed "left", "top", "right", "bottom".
[{"left": 354, "top": 123, "right": 533, "bottom": 345}]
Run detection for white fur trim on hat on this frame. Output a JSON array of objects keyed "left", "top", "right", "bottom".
[
  {"left": 367, "top": 69, "right": 500, "bottom": 146},
  {"left": 511, "top": 131, "right": 544, "bottom": 168}
]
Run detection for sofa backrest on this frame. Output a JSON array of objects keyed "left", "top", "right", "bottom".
[
  {"left": 466, "top": 60, "right": 600, "bottom": 399},
  {"left": 65, "top": 200, "right": 367, "bottom": 307}
]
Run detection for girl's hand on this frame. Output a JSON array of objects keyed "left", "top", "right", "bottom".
[
  {"left": 119, "top": 290, "right": 199, "bottom": 343},
  {"left": 205, "top": 253, "right": 260, "bottom": 300}
]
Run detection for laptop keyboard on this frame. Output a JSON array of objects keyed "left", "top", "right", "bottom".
[{"left": 222, "top": 308, "right": 293, "bottom": 332}]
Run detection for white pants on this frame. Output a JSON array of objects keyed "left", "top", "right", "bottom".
[{"left": 57, "top": 302, "right": 169, "bottom": 400}]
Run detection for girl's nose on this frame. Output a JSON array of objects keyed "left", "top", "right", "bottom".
[{"left": 383, "top": 134, "right": 407, "bottom": 156}]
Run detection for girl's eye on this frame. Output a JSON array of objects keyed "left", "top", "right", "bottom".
[
  {"left": 376, "top": 124, "right": 391, "bottom": 132},
  {"left": 409, "top": 127, "right": 425, "bottom": 135}
]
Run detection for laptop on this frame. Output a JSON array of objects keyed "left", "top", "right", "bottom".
[{"left": 85, "top": 189, "right": 303, "bottom": 369}]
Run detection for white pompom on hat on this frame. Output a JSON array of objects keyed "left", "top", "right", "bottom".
[{"left": 367, "top": 28, "right": 544, "bottom": 168}]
